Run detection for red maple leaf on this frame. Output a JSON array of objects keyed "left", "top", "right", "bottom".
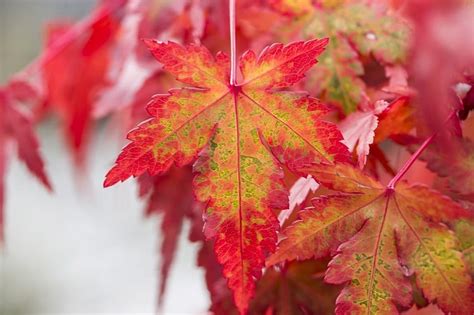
[
  {"left": 104, "top": 38, "right": 349, "bottom": 313},
  {"left": 40, "top": 1, "right": 124, "bottom": 166}
]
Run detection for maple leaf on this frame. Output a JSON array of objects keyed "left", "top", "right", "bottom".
[
  {"left": 307, "top": 31, "right": 367, "bottom": 115},
  {"left": 140, "top": 166, "right": 230, "bottom": 313},
  {"left": 273, "top": 0, "right": 409, "bottom": 114},
  {"left": 191, "top": 232, "right": 239, "bottom": 315},
  {"left": 104, "top": 38, "right": 349, "bottom": 313},
  {"left": 268, "top": 163, "right": 473, "bottom": 314},
  {"left": 0, "top": 83, "right": 52, "bottom": 241},
  {"left": 338, "top": 97, "right": 414, "bottom": 175},
  {"left": 339, "top": 100, "right": 389, "bottom": 168}
]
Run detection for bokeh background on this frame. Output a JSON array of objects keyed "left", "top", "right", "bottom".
[{"left": 0, "top": 1, "right": 208, "bottom": 314}]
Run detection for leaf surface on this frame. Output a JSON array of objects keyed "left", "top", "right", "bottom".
[
  {"left": 269, "top": 163, "right": 473, "bottom": 314},
  {"left": 105, "top": 38, "right": 349, "bottom": 313},
  {"left": 452, "top": 219, "right": 474, "bottom": 277},
  {"left": 275, "top": 1, "right": 409, "bottom": 114},
  {"left": 421, "top": 139, "right": 474, "bottom": 206}
]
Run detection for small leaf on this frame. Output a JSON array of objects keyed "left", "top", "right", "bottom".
[
  {"left": 278, "top": 175, "right": 319, "bottom": 226},
  {"left": 339, "top": 100, "right": 389, "bottom": 168}
]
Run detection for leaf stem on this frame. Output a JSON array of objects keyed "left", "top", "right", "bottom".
[
  {"left": 229, "top": 0, "right": 237, "bottom": 85},
  {"left": 387, "top": 111, "right": 456, "bottom": 189}
]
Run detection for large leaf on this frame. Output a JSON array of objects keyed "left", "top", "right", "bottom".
[
  {"left": 104, "top": 39, "right": 349, "bottom": 313},
  {"left": 269, "top": 163, "right": 473, "bottom": 314}
]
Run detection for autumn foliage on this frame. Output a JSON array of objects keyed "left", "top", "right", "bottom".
[{"left": 1, "top": 0, "right": 473, "bottom": 314}]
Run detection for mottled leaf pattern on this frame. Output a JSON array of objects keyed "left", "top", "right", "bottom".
[
  {"left": 270, "top": 163, "right": 473, "bottom": 314},
  {"left": 277, "top": 1, "right": 409, "bottom": 113},
  {"left": 2, "top": 1, "right": 473, "bottom": 314},
  {"left": 326, "top": 213, "right": 412, "bottom": 314},
  {"left": 105, "top": 39, "right": 349, "bottom": 313},
  {"left": 452, "top": 219, "right": 474, "bottom": 277}
]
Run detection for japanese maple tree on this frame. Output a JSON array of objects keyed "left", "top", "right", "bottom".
[{"left": 1, "top": 0, "right": 473, "bottom": 314}]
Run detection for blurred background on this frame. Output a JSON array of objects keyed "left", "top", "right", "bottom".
[
  {"left": 0, "top": 1, "right": 209, "bottom": 314},
  {"left": 1, "top": 0, "right": 473, "bottom": 314}
]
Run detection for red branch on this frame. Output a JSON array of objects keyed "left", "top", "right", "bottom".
[{"left": 387, "top": 111, "right": 456, "bottom": 189}]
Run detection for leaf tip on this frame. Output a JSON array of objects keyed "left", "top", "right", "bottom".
[
  {"left": 103, "top": 170, "right": 119, "bottom": 188},
  {"left": 142, "top": 38, "right": 169, "bottom": 51}
]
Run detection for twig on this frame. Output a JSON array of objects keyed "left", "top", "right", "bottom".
[{"left": 387, "top": 110, "right": 456, "bottom": 189}]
